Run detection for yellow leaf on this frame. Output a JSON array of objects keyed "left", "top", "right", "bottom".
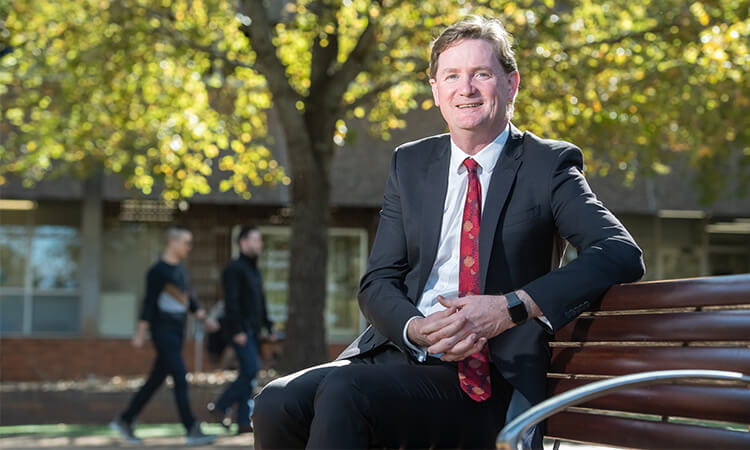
[{"left": 652, "top": 162, "right": 671, "bottom": 175}]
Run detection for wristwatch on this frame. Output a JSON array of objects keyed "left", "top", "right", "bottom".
[{"left": 506, "top": 291, "right": 528, "bottom": 325}]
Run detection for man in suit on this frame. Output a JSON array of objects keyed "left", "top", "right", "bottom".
[
  {"left": 253, "top": 16, "right": 644, "bottom": 450},
  {"left": 208, "top": 225, "right": 273, "bottom": 434}
]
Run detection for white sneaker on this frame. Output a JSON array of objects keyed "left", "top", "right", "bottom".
[
  {"left": 185, "top": 423, "right": 216, "bottom": 446},
  {"left": 109, "top": 417, "right": 143, "bottom": 444}
]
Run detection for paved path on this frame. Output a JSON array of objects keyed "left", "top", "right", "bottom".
[
  {"left": 0, "top": 433, "right": 253, "bottom": 449},
  {"left": 0, "top": 422, "right": 617, "bottom": 450},
  {"left": 0, "top": 433, "right": 618, "bottom": 449}
]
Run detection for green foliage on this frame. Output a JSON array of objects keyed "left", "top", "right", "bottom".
[
  {"left": 1, "top": 0, "right": 748, "bottom": 202},
  {"left": 505, "top": 0, "right": 749, "bottom": 200},
  {"left": 0, "top": 0, "right": 284, "bottom": 200}
]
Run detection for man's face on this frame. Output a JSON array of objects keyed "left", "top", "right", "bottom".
[
  {"left": 430, "top": 39, "right": 519, "bottom": 139},
  {"left": 240, "top": 230, "right": 263, "bottom": 257},
  {"left": 173, "top": 231, "right": 193, "bottom": 260}
]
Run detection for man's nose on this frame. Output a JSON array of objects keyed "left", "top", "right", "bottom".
[{"left": 458, "top": 76, "right": 477, "bottom": 96}]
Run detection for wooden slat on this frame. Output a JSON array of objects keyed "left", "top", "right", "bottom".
[
  {"left": 548, "top": 379, "right": 750, "bottom": 424},
  {"left": 547, "top": 411, "right": 750, "bottom": 449},
  {"left": 596, "top": 274, "right": 750, "bottom": 311},
  {"left": 554, "top": 311, "right": 750, "bottom": 342},
  {"left": 550, "top": 347, "right": 750, "bottom": 376}
]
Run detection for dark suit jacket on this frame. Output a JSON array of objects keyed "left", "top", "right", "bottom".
[
  {"left": 222, "top": 254, "right": 273, "bottom": 337},
  {"left": 338, "top": 124, "right": 645, "bottom": 407}
]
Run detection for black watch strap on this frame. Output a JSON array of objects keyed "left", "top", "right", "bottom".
[{"left": 506, "top": 291, "right": 528, "bottom": 325}]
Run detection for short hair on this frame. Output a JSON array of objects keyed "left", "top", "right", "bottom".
[
  {"left": 237, "top": 225, "right": 259, "bottom": 243},
  {"left": 429, "top": 16, "right": 517, "bottom": 80},
  {"left": 166, "top": 224, "right": 191, "bottom": 242}
]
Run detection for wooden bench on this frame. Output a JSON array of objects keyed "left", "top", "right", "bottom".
[{"left": 499, "top": 274, "right": 750, "bottom": 449}]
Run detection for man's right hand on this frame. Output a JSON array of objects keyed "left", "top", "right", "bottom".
[
  {"left": 131, "top": 321, "right": 148, "bottom": 348},
  {"left": 233, "top": 332, "right": 248, "bottom": 346},
  {"left": 203, "top": 317, "right": 220, "bottom": 333},
  {"left": 406, "top": 306, "right": 488, "bottom": 362},
  {"left": 131, "top": 333, "right": 145, "bottom": 348},
  {"left": 407, "top": 307, "right": 456, "bottom": 347}
]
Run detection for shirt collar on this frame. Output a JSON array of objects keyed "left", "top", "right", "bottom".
[
  {"left": 240, "top": 252, "right": 258, "bottom": 267},
  {"left": 449, "top": 124, "right": 509, "bottom": 175}
]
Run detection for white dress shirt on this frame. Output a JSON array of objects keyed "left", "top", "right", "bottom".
[{"left": 403, "top": 125, "right": 509, "bottom": 359}]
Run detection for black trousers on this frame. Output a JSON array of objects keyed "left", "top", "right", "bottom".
[
  {"left": 214, "top": 333, "right": 260, "bottom": 425},
  {"left": 253, "top": 345, "right": 514, "bottom": 449},
  {"left": 121, "top": 317, "right": 195, "bottom": 431}
]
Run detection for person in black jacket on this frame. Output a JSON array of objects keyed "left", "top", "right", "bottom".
[
  {"left": 110, "top": 225, "right": 216, "bottom": 446},
  {"left": 208, "top": 225, "right": 273, "bottom": 434}
]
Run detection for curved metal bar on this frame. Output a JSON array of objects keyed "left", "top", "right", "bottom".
[{"left": 497, "top": 369, "right": 750, "bottom": 450}]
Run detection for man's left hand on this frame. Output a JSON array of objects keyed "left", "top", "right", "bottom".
[
  {"left": 204, "top": 317, "right": 220, "bottom": 333},
  {"left": 233, "top": 332, "right": 248, "bottom": 346},
  {"left": 426, "top": 295, "right": 511, "bottom": 360},
  {"left": 428, "top": 290, "right": 542, "bottom": 361}
]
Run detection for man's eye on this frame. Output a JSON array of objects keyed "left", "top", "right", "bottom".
[
  {"left": 445, "top": 74, "right": 458, "bottom": 80},
  {"left": 475, "top": 72, "right": 490, "bottom": 79}
]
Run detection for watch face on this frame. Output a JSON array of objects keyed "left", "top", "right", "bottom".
[
  {"left": 507, "top": 294, "right": 528, "bottom": 324},
  {"left": 510, "top": 305, "right": 525, "bottom": 323}
]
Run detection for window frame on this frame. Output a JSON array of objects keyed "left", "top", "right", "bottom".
[{"left": 0, "top": 206, "right": 82, "bottom": 336}]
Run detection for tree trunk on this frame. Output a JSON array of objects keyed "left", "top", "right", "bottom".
[
  {"left": 237, "top": 0, "right": 371, "bottom": 373},
  {"left": 278, "top": 134, "right": 332, "bottom": 372}
]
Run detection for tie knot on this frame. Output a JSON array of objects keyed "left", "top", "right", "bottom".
[{"left": 463, "top": 158, "right": 479, "bottom": 174}]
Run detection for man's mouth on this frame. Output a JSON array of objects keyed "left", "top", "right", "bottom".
[{"left": 457, "top": 103, "right": 482, "bottom": 109}]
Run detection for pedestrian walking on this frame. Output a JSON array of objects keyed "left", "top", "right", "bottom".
[
  {"left": 110, "top": 225, "right": 217, "bottom": 446},
  {"left": 208, "top": 225, "right": 274, "bottom": 434}
]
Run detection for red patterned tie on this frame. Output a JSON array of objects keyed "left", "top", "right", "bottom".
[{"left": 457, "top": 158, "right": 492, "bottom": 402}]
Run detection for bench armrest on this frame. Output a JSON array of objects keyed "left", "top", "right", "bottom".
[{"left": 497, "top": 369, "right": 750, "bottom": 450}]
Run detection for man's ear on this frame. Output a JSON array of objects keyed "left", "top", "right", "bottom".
[
  {"left": 430, "top": 78, "right": 440, "bottom": 107},
  {"left": 507, "top": 70, "right": 520, "bottom": 100}
]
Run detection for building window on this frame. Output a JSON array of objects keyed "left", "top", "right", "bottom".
[
  {"left": 0, "top": 204, "right": 81, "bottom": 335},
  {"left": 707, "top": 220, "right": 750, "bottom": 276},
  {"left": 231, "top": 226, "right": 368, "bottom": 344},
  {"left": 99, "top": 222, "right": 166, "bottom": 336}
]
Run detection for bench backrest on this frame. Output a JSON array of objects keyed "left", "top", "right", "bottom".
[{"left": 546, "top": 274, "right": 750, "bottom": 449}]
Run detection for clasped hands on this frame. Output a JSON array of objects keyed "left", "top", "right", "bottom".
[{"left": 406, "top": 294, "right": 516, "bottom": 362}]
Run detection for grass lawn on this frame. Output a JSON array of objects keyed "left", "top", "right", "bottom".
[{"left": 0, "top": 423, "right": 231, "bottom": 438}]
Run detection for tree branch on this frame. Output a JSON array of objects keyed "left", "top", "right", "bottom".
[
  {"left": 0, "top": 45, "right": 13, "bottom": 59},
  {"left": 237, "top": 0, "right": 308, "bottom": 148},
  {"left": 308, "top": 0, "right": 340, "bottom": 95},
  {"left": 347, "top": 62, "right": 429, "bottom": 110},
  {"left": 318, "top": 17, "right": 379, "bottom": 115},
  {"left": 330, "top": 1, "right": 435, "bottom": 87},
  {"left": 178, "top": 36, "right": 256, "bottom": 71},
  {"left": 557, "top": 7, "right": 707, "bottom": 53},
  {"left": 561, "top": 24, "right": 670, "bottom": 53},
  {"left": 143, "top": 7, "right": 256, "bottom": 72},
  {"left": 238, "top": 0, "right": 302, "bottom": 104},
  {"left": 308, "top": 0, "right": 420, "bottom": 114}
]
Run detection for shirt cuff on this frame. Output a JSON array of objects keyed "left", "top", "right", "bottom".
[
  {"left": 402, "top": 316, "right": 428, "bottom": 363},
  {"left": 537, "top": 315, "right": 552, "bottom": 331}
]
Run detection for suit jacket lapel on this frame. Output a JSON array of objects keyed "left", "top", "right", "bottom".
[
  {"left": 417, "top": 136, "right": 451, "bottom": 297},
  {"left": 480, "top": 124, "right": 524, "bottom": 291}
]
